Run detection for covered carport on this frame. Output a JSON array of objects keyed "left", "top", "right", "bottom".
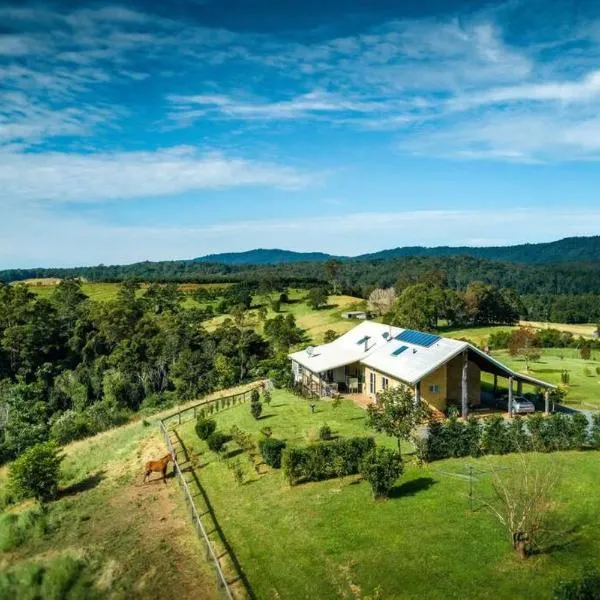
[{"left": 466, "top": 346, "right": 557, "bottom": 417}]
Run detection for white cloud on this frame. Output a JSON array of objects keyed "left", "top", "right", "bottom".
[{"left": 0, "top": 146, "right": 313, "bottom": 205}]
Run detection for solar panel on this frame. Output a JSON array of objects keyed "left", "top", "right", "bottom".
[
  {"left": 395, "top": 329, "right": 440, "bottom": 348},
  {"left": 391, "top": 345, "right": 408, "bottom": 356}
]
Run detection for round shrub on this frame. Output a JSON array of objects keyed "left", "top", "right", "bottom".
[
  {"left": 206, "top": 431, "right": 228, "bottom": 453},
  {"left": 250, "top": 389, "right": 260, "bottom": 403},
  {"left": 259, "top": 438, "right": 287, "bottom": 468},
  {"left": 9, "top": 442, "right": 63, "bottom": 503},
  {"left": 360, "top": 447, "right": 404, "bottom": 499},
  {"left": 319, "top": 424, "right": 332, "bottom": 440},
  {"left": 195, "top": 417, "right": 217, "bottom": 440}
]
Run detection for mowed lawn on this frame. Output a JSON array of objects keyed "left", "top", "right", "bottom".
[
  {"left": 177, "top": 390, "right": 600, "bottom": 600},
  {"left": 491, "top": 348, "right": 600, "bottom": 410},
  {"left": 204, "top": 289, "right": 368, "bottom": 343}
]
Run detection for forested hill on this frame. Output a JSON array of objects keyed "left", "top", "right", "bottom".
[
  {"left": 359, "top": 236, "right": 600, "bottom": 264},
  {"left": 195, "top": 248, "right": 333, "bottom": 265},
  {"left": 191, "top": 236, "right": 600, "bottom": 265}
]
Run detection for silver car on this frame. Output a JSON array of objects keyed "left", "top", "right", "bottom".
[{"left": 502, "top": 394, "right": 535, "bottom": 414}]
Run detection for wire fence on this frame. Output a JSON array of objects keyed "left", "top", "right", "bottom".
[{"left": 157, "top": 382, "right": 266, "bottom": 600}]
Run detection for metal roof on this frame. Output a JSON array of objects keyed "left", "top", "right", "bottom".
[{"left": 289, "top": 321, "right": 556, "bottom": 389}]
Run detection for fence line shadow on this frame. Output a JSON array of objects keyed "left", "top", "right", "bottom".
[{"left": 175, "top": 432, "right": 257, "bottom": 600}]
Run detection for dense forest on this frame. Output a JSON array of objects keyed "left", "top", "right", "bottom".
[{"left": 2, "top": 254, "right": 599, "bottom": 323}]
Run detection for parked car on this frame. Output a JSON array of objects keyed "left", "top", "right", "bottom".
[{"left": 501, "top": 394, "right": 535, "bottom": 414}]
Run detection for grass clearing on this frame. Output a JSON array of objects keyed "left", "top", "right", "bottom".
[
  {"left": 0, "top": 385, "right": 258, "bottom": 599},
  {"left": 176, "top": 389, "right": 600, "bottom": 600},
  {"left": 21, "top": 281, "right": 232, "bottom": 303},
  {"left": 204, "top": 289, "right": 367, "bottom": 343}
]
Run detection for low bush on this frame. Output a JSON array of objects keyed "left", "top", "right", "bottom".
[
  {"left": 9, "top": 442, "right": 63, "bottom": 502},
  {"left": 206, "top": 431, "right": 228, "bottom": 453},
  {"left": 553, "top": 568, "right": 600, "bottom": 600},
  {"left": 360, "top": 447, "right": 404, "bottom": 499},
  {"left": 0, "top": 507, "right": 49, "bottom": 552},
  {"left": 319, "top": 424, "right": 332, "bottom": 440},
  {"left": 262, "top": 389, "right": 272, "bottom": 406},
  {"left": 282, "top": 437, "right": 375, "bottom": 485},
  {"left": 195, "top": 417, "right": 217, "bottom": 440},
  {"left": 259, "top": 438, "right": 287, "bottom": 468},
  {"left": 0, "top": 555, "right": 97, "bottom": 600},
  {"left": 591, "top": 414, "right": 600, "bottom": 449}
]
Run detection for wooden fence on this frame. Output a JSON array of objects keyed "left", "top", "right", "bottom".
[{"left": 157, "top": 382, "right": 265, "bottom": 599}]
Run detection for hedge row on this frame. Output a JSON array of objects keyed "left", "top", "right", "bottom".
[
  {"left": 282, "top": 437, "right": 375, "bottom": 485},
  {"left": 416, "top": 413, "right": 600, "bottom": 463}
]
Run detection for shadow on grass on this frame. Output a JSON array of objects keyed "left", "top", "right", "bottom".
[
  {"left": 533, "top": 521, "right": 583, "bottom": 556},
  {"left": 258, "top": 414, "right": 275, "bottom": 421},
  {"left": 59, "top": 470, "right": 106, "bottom": 498},
  {"left": 388, "top": 477, "right": 437, "bottom": 499},
  {"left": 225, "top": 448, "right": 244, "bottom": 459}
]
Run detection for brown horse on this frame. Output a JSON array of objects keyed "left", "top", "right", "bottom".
[{"left": 144, "top": 451, "right": 175, "bottom": 484}]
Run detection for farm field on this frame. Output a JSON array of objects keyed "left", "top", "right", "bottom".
[
  {"left": 521, "top": 320, "right": 598, "bottom": 339},
  {"left": 0, "top": 385, "right": 258, "bottom": 599},
  {"left": 204, "top": 289, "right": 368, "bottom": 344},
  {"left": 177, "top": 389, "right": 600, "bottom": 600},
  {"left": 491, "top": 348, "right": 600, "bottom": 410},
  {"left": 19, "top": 280, "right": 232, "bottom": 303}
]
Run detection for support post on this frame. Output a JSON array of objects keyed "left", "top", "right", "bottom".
[
  {"left": 461, "top": 351, "right": 468, "bottom": 419},
  {"left": 414, "top": 382, "right": 421, "bottom": 407},
  {"left": 493, "top": 374, "right": 498, "bottom": 396},
  {"left": 517, "top": 380, "right": 523, "bottom": 395},
  {"left": 508, "top": 376, "right": 514, "bottom": 418},
  {"left": 544, "top": 390, "right": 550, "bottom": 415}
]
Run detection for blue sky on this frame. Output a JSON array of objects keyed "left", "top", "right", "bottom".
[{"left": 1, "top": 0, "right": 600, "bottom": 267}]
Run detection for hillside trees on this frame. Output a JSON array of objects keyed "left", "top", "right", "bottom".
[
  {"left": 0, "top": 280, "right": 271, "bottom": 461},
  {"left": 368, "top": 287, "right": 397, "bottom": 316}
]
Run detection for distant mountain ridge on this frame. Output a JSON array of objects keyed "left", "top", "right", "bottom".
[
  {"left": 195, "top": 236, "right": 600, "bottom": 265},
  {"left": 194, "top": 248, "right": 333, "bottom": 265}
]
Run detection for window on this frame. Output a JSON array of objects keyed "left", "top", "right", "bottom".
[
  {"left": 428, "top": 384, "right": 440, "bottom": 393},
  {"left": 382, "top": 376, "right": 389, "bottom": 390},
  {"left": 369, "top": 372, "right": 376, "bottom": 394}
]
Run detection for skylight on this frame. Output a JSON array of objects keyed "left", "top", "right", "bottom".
[
  {"left": 357, "top": 335, "right": 370, "bottom": 345},
  {"left": 391, "top": 345, "right": 408, "bottom": 356}
]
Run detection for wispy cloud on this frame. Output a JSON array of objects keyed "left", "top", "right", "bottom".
[{"left": 0, "top": 146, "right": 313, "bottom": 205}]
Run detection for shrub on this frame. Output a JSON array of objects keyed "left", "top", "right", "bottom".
[
  {"left": 360, "top": 447, "right": 404, "bottom": 499},
  {"left": 260, "top": 426, "right": 272, "bottom": 438},
  {"left": 323, "top": 329, "right": 338, "bottom": 343},
  {"left": 482, "top": 416, "right": 512, "bottom": 455},
  {"left": 9, "top": 442, "right": 63, "bottom": 502},
  {"left": 271, "top": 299, "right": 281, "bottom": 312},
  {"left": 206, "top": 431, "right": 228, "bottom": 453},
  {"left": 319, "top": 424, "right": 332, "bottom": 440},
  {"left": 570, "top": 413, "right": 590, "bottom": 448},
  {"left": 282, "top": 437, "right": 375, "bottom": 485},
  {"left": 0, "top": 556, "right": 97, "bottom": 600},
  {"left": 584, "top": 367, "right": 592, "bottom": 377},
  {"left": 85, "top": 399, "right": 129, "bottom": 433},
  {"left": 230, "top": 425, "right": 255, "bottom": 454},
  {"left": 50, "top": 410, "right": 92, "bottom": 445},
  {"left": 553, "top": 568, "right": 600, "bottom": 600},
  {"left": 250, "top": 398, "right": 263, "bottom": 420},
  {"left": 0, "top": 507, "right": 49, "bottom": 552},
  {"left": 262, "top": 388, "right": 272, "bottom": 406},
  {"left": 195, "top": 417, "right": 216, "bottom": 440},
  {"left": 259, "top": 438, "right": 287, "bottom": 468},
  {"left": 250, "top": 389, "right": 260, "bottom": 403},
  {"left": 591, "top": 414, "right": 600, "bottom": 449}
]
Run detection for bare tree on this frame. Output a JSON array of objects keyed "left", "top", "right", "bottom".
[
  {"left": 367, "top": 287, "right": 397, "bottom": 317},
  {"left": 480, "top": 454, "right": 560, "bottom": 559}
]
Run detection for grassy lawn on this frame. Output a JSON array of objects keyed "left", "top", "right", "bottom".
[
  {"left": 0, "top": 385, "right": 257, "bottom": 599},
  {"left": 441, "top": 324, "right": 517, "bottom": 346},
  {"left": 177, "top": 389, "right": 600, "bottom": 600},
  {"left": 521, "top": 321, "right": 598, "bottom": 339},
  {"left": 490, "top": 349, "right": 600, "bottom": 410},
  {"left": 204, "top": 289, "right": 367, "bottom": 344}
]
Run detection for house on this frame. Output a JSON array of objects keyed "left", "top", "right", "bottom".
[{"left": 289, "top": 321, "right": 556, "bottom": 416}]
